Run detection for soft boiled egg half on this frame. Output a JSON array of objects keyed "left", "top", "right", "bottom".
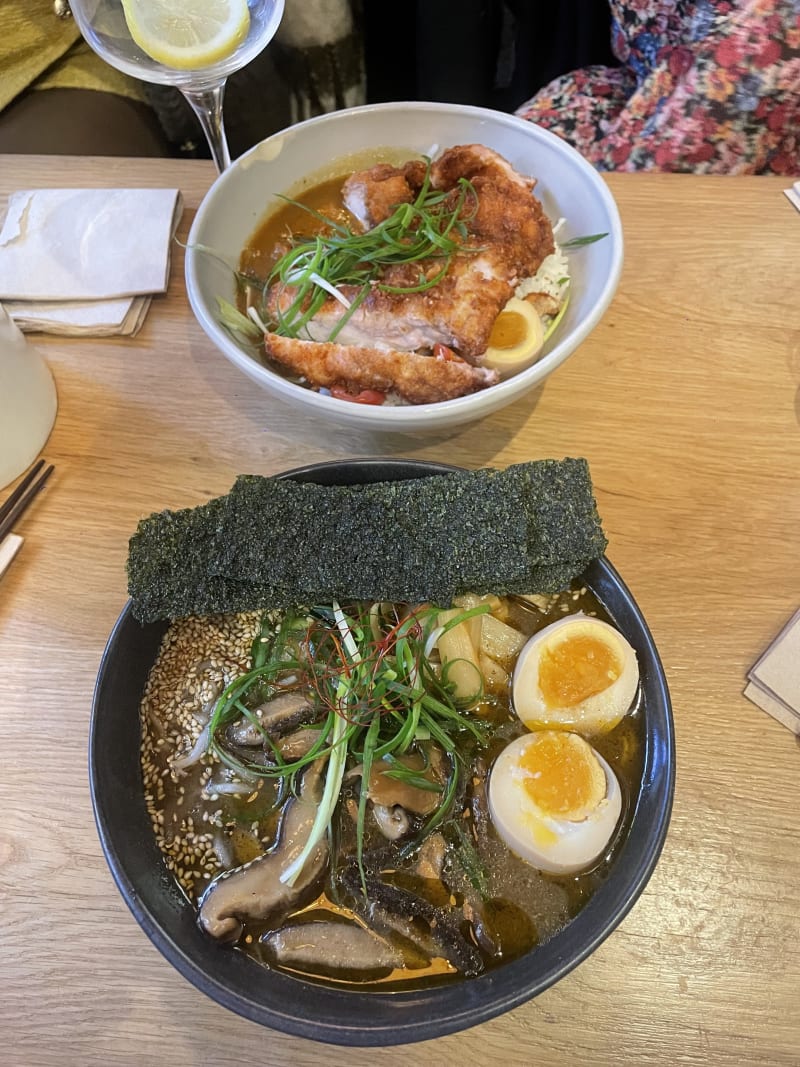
[
  {"left": 488, "top": 730, "right": 622, "bottom": 874},
  {"left": 512, "top": 614, "right": 639, "bottom": 736},
  {"left": 481, "top": 297, "right": 545, "bottom": 377}
]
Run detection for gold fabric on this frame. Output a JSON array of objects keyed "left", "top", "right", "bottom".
[{"left": 0, "top": 1, "right": 143, "bottom": 112}]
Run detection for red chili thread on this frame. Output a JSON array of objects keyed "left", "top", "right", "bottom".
[{"left": 296, "top": 606, "right": 430, "bottom": 727}]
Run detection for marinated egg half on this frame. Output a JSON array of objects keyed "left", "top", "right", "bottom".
[
  {"left": 482, "top": 297, "right": 544, "bottom": 377},
  {"left": 512, "top": 613, "right": 639, "bottom": 736},
  {"left": 488, "top": 730, "right": 622, "bottom": 874}
]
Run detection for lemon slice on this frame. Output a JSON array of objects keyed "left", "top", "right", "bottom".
[{"left": 122, "top": 0, "right": 251, "bottom": 70}]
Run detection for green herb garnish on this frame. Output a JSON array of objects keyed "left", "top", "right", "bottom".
[
  {"left": 216, "top": 297, "right": 261, "bottom": 344},
  {"left": 251, "top": 158, "right": 481, "bottom": 340},
  {"left": 448, "top": 818, "right": 490, "bottom": 897},
  {"left": 561, "top": 232, "right": 608, "bottom": 248},
  {"left": 203, "top": 599, "right": 490, "bottom": 892}
]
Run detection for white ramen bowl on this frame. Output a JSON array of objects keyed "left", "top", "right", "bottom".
[{"left": 185, "top": 102, "right": 623, "bottom": 433}]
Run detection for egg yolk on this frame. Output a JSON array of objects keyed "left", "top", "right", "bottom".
[
  {"left": 520, "top": 732, "right": 606, "bottom": 820},
  {"left": 538, "top": 633, "right": 621, "bottom": 709},
  {"left": 488, "top": 309, "right": 528, "bottom": 349}
]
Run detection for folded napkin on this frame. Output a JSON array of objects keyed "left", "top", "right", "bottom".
[
  {"left": 0, "top": 188, "right": 183, "bottom": 336},
  {"left": 784, "top": 180, "right": 800, "bottom": 214},
  {"left": 744, "top": 608, "right": 800, "bottom": 734},
  {"left": 2, "top": 296, "right": 150, "bottom": 337}
]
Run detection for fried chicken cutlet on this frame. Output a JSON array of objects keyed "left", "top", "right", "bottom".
[
  {"left": 261, "top": 145, "right": 554, "bottom": 401},
  {"left": 263, "top": 332, "right": 498, "bottom": 405}
]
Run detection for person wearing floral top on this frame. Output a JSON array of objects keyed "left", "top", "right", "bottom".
[{"left": 515, "top": 0, "right": 800, "bottom": 174}]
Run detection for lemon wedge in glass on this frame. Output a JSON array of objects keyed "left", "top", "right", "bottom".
[{"left": 122, "top": 0, "right": 251, "bottom": 70}]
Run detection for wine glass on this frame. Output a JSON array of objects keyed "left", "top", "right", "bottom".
[{"left": 68, "top": 0, "right": 285, "bottom": 172}]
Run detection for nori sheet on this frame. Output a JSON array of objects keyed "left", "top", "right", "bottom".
[
  {"left": 127, "top": 460, "right": 607, "bottom": 622},
  {"left": 496, "top": 460, "right": 607, "bottom": 588},
  {"left": 127, "top": 497, "right": 279, "bottom": 620},
  {"left": 209, "top": 469, "right": 529, "bottom": 603}
]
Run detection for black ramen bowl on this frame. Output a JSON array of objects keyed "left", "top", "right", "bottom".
[{"left": 90, "top": 458, "right": 675, "bottom": 1046}]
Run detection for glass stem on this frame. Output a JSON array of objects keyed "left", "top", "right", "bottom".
[{"left": 181, "top": 83, "right": 231, "bottom": 173}]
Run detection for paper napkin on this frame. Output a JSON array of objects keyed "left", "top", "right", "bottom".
[
  {"left": 744, "top": 608, "right": 800, "bottom": 734},
  {"left": 2, "top": 296, "right": 151, "bottom": 337},
  {"left": 0, "top": 188, "right": 183, "bottom": 335},
  {"left": 784, "top": 181, "right": 800, "bottom": 214}
]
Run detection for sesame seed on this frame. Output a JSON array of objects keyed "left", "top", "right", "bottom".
[{"left": 139, "top": 611, "right": 260, "bottom": 900}]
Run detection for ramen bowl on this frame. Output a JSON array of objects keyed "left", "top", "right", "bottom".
[
  {"left": 90, "top": 458, "right": 673, "bottom": 1046},
  {"left": 185, "top": 102, "right": 623, "bottom": 433}
]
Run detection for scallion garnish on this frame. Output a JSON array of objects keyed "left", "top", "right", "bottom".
[
  {"left": 561, "top": 232, "right": 608, "bottom": 248},
  {"left": 203, "top": 600, "right": 491, "bottom": 890},
  {"left": 245, "top": 159, "right": 481, "bottom": 340}
]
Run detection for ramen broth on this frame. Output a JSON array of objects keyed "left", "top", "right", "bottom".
[{"left": 140, "top": 584, "right": 644, "bottom": 989}]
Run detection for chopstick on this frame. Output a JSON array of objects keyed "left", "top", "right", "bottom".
[
  {"left": 0, "top": 458, "right": 45, "bottom": 527},
  {"left": 0, "top": 460, "right": 54, "bottom": 543}
]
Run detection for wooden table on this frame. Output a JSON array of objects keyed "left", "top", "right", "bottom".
[{"left": 2, "top": 155, "right": 799, "bottom": 1067}]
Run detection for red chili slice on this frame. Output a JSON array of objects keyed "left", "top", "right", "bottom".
[{"left": 330, "top": 386, "right": 386, "bottom": 405}]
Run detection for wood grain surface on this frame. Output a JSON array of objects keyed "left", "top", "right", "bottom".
[{"left": 1, "top": 155, "right": 799, "bottom": 1067}]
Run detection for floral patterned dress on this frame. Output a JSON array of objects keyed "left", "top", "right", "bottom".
[{"left": 515, "top": 0, "right": 800, "bottom": 174}]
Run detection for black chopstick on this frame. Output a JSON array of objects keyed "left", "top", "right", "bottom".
[
  {"left": 0, "top": 458, "right": 45, "bottom": 527},
  {"left": 0, "top": 462, "right": 54, "bottom": 543}
]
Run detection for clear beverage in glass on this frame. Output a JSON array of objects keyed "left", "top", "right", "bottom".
[{"left": 68, "top": 0, "right": 285, "bottom": 171}]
